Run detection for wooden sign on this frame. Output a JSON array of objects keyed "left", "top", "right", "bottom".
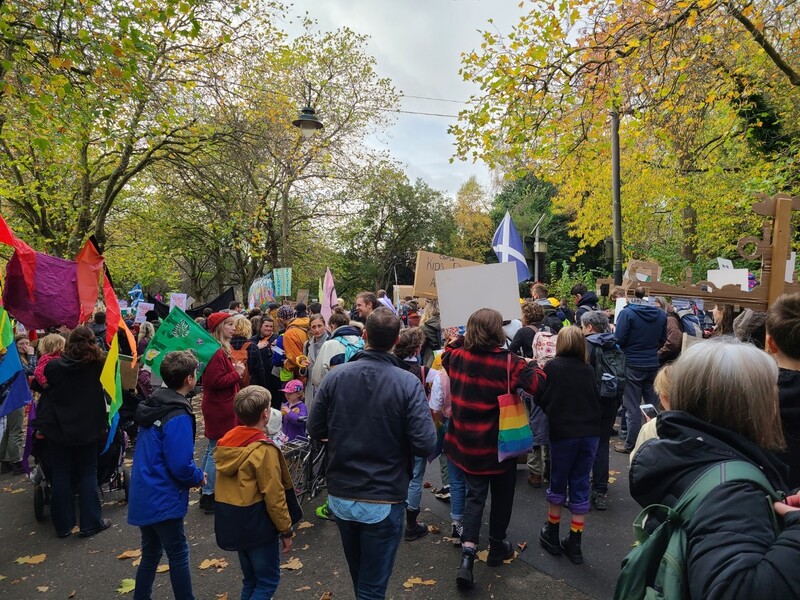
[{"left": 412, "top": 251, "right": 481, "bottom": 299}]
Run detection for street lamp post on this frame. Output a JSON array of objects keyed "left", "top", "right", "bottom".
[{"left": 611, "top": 108, "right": 623, "bottom": 286}]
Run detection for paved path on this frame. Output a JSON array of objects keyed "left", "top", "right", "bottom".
[{"left": 0, "top": 408, "right": 638, "bottom": 599}]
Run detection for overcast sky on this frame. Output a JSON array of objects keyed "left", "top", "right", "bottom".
[{"left": 284, "top": 1, "right": 525, "bottom": 199}]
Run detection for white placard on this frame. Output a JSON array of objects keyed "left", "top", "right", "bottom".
[
  {"left": 613, "top": 297, "right": 628, "bottom": 324},
  {"left": 706, "top": 268, "right": 749, "bottom": 292},
  {"left": 716, "top": 257, "right": 734, "bottom": 270},
  {"left": 134, "top": 302, "right": 155, "bottom": 324},
  {"left": 169, "top": 293, "right": 187, "bottom": 311},
  {"left": 435, "top": 262, "right": 521, "bottom": 328},
  {"left": 118, "top": 300, "right": 128, "bottom": 309},
  {"left": 787, "top": 252, "right": 796, "bottom": 283}
]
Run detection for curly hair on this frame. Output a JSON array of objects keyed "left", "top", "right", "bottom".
[
  {"left": 64, "top": 326, "right": 104, "bottom": 362},
  {"left": 521, "top": 301, "right": 544, "bottom": 326},
  {"left": 394, "top": 327, "right": 425, "bottom": 359}
]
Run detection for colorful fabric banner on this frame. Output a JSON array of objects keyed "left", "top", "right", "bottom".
[
  {"left": 0, "top": 215, "right": 37, "bottom": 299},
  {"left": 143, "top": 307, "right": 221, "bottom": 378},
  {"left": 2, "top": 252, "right": 81, "bottom": 329},
  {"left": 0, "top": 307, "right": 31, "bottom": 419},
  {"left": 273, "top": 268, "right": 292, "bottom": 297},
  {"left": 321, "top": 268, "right": 338, "bottom": 323},
  {"left": 75, "top": 239, "right": 104, "bottom": 324}
]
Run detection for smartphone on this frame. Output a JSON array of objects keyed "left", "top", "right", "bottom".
[{"left": 640, "top": 404, "right": 659, "bottom": 420}]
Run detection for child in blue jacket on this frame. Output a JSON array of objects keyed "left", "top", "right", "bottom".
[{"left": 128, "top": 351, "right": 205, "bottom": 600}]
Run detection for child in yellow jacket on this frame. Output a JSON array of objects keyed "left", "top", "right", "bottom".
[{"left": 214, "top": 385, "right": 294, "bottom": 599}]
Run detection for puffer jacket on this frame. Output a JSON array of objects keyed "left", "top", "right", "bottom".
[
  {"left": 629, "top": 411, "right": 800, "bottom": 600},
  {"left": 214, "top": 426, "right": 293, "bottom": 551},
  {"left": 128, "top": 388, "right": 203, "bottom": 527},
  {"left": 614, "top": 302, "right": 667, "bottom": 368}
]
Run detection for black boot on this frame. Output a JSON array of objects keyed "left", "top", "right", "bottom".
[
  {"left": 486, "top": 537, "right": 514, "bottom": 566},
  {"left": 199, "top": 493, "right": 215, "bottom": 514},
  {"left": 560, "top": 530, "right": 583, "bottom": 564},
  {"left": 539, "top": 521, "right": 561, "bottom": 555},
  {"left": 404, "top": 509, "right": 428, "bottom": 541},
  {"left": 456, "top": 547, "right": 475, "bottom": 589}
]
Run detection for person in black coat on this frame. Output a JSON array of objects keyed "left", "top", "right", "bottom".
[
  {"left": 628, "top": 340, "right": 800, "bottom": 599},
  {"left": 34, "top": 326, "right": 112, "bottom": 538},
  {"left": 535, "top": 326, "right": 600, "bottom": 565}
]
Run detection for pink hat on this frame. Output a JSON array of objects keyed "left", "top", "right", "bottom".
[{"left": 280, "top": 379, "right": 304, "bottom": 394}]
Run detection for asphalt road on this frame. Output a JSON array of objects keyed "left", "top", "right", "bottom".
[{"left": 0, "top": 410, "right": 638, "bottom": 599}]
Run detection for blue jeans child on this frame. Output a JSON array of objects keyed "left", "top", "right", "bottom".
[
  {"left": 237, "top": 533, "right": 281, "bottom": 600},
  {"left": 134, "top": 518, "right": 194, "bottom": 600}
]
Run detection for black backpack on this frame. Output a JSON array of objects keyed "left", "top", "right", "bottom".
[{"left": 591, "top": 344, "right": 627, "bottom": 399}]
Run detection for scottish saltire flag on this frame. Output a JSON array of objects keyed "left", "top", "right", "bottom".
[
  {"left": 128, "top": 283, "right": 144, "bottom": 308},
  {"left": 492, "top": 211, "right": 531, "bottom": 282},
  {"left": 0, "top": 307, "right": 31, "bottom": 419}
]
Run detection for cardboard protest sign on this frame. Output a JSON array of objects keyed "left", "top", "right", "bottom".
[
  {"left": 134, "top": 302, "right": 155, "bottom": 324},
  {"left": 435, "top": 262, "right": 521, "bottom": 328},
  {"left": 393, "top": 285, "right": 414, "bottom": 307},
  {"left": 169, "top": 293, "right": 187, "bottom": 311},
  {"left": 413, "top": 251, "right": 481, "bottom": 299},
  {"left": 623, "top": 260, "right": 662, "bottom": 283},
  {"left": 296, "top": 289, "right": 310, "bottom": 304}
]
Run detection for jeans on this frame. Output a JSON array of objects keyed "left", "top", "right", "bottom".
[
  {"left": 237, "top": 536, "right": 281, "bottom": 600},
  {"left": 335, "top": 502, "right": 404, "bottom": 600},
  {"left": 547, "top": 437, "right": 599, "bottom": 515},
  {"left": 622, "top": 366, "right": 659, "bottom": 450},
  {"left": 438, "top": 453, "right": 450, "bottom": 487},
  {"left": 200, "top": 439, "right": 217, "bottom": 496},
  {"left": 446, "top": 459, "right": 466, "bottom": 522},
  {"left": 461, "top": 461, "right": 517, "bottom": 545},
  {"left": 406, "top": 456, "right": 426, "bottom": 512},
  {"left": 135, "top": 519, "right": 194, "bottom": 600},
  {"left": 592, "top": 401, "right": 620, "bottom": 494},
  {"left": 0, "top": 406, "right": 24, "bottom": 462},
  {"left": 47, "top": 441, "right": 103, "bottom": 536}
]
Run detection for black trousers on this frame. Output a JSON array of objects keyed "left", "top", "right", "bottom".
[{"left": 461, "top": 461, "right": 517, "bottom": 545}]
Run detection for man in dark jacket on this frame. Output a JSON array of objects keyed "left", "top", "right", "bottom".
[
  {"left": 571, "top": 283, "right": 600, "bottom": 324},
  {"left": 582, "top": 310, "right": 624, "bottom": 511},
  {"left": 308, "top": 308, "right": 436, "bottom": 600},
  {"left": 613, "top": 288, "right": 666, "bottom": 453}
]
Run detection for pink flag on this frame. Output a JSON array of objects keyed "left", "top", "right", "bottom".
[{"left": 321, "top": 268, "right": 338, "bottom": 323}]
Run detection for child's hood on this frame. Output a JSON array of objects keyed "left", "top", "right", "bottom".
[{"left": 215, "top": 426, "right": 271, "bottom": 476}]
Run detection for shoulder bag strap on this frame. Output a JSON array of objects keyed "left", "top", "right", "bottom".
[{"left": 506, "top": 353, "right": 511, "bottom": 394}]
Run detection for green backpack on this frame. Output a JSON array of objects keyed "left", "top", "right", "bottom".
[{"left": 614, "top": 460, "right": 783, "bottom": 600}]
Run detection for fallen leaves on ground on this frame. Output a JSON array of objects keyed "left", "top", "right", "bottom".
[
  {"left": 403, "top": 577, "right": 436, "bottom": 589},
  {"left": 609, "top": 477, "right": 617, "bottom": 484},
  {"left": 422, "top": 481, "right": 432, "bottom": 488},
  {"left": 504, "top": 551, "right": 519, "bottom": 564},
  {"left": 0, "top": 575, "right": 6, "bottom": 581},
  {"left": 475, "top": 550, "right": 489, "bottom": 563},
  {"left": 157, "top": 565, "right": 170, "bottom": 573},
  {"left": 36, "top": 586, "right": 49, "bottom": 592},
  {"left": 3, "top": 487, "right": 25, "bottom": 494},
  {"left": 319, "top": 593, "right": 333, "bottom": 600},
  {"left": 517, "top": 541, "right": 528, "bottom": 551},
  {"left": 15, "top": 554, "right": 46, "bottom": 565},
  {"left": 117, "top": 579, "right": 136, "bottom": 594},
  {"left": 427, "top": 525, "right": 440, "bottom": 534},
  {"left": 281, "top": 557, "right": 303, "bottom": 570},
  {"left": 301, "top": 544, "right": 309, "bottom": 551},
  {"left": 188, "top": 500, "right": 198, "bottom": 506},
  {"left": 117, "top": 549, "right": 142, "bottom": 560},
  {"left": 132, "top": 558, "right": 141, "bottom": 567},
  {"left": 199, "top": 558, "right": 229, "bottom": 571},
  {"left": 68, "top": 592, "right": 76, "bottom": 598},
  {"left": 295, "top": 586, "right": 311, "bottom": 591},
  {"left": 215, "top": 594, "right": 228, "bottom": 600},
  {"left": 296, "top": 521, "right": 313, "bottom": 529}
]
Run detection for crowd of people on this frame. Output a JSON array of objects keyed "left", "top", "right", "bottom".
[{"left": 4, "top": 283, "right": 800, "bottom": 599}]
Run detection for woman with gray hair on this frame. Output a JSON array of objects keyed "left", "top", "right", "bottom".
[{"left": 627, "top": 339, "right": 800, "bottom": 598}]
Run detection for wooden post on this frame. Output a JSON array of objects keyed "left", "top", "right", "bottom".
[{"left": 768, "top": 195, "right": 793, "bottom": 306}]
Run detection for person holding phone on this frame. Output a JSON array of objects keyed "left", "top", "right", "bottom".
[{"left": 630, "top": 365, "right": 672, "bottom": 462}]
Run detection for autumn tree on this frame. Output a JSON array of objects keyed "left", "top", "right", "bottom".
[
  {"left": 450, "top": 176, "right": 493, "bottom": 262},
  {"left": 334, "top": 164, "right": 455, "bottom": 295},
  {"left": 0, "top": 0, "right": 278, "bottom": 256},
  {"left": 451, "top": 1, "right": 800, "bottom": 267}
]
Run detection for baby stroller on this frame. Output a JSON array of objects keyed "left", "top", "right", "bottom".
[{"left": 31, "top": 425, "right": 130, "bottom": 522}]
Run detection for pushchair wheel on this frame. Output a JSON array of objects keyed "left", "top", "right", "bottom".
[
  {"left": 122, "top": 467, "right": 130, "bottom": 502},
  {"left": 34, "top": 485, "right": 45, "bottom": 522}
]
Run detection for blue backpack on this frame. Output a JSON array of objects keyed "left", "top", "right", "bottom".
[
  {"left": 676, "top": 309, "right": 702, "bottom": 337},
  {"left": 339, "top": 336, "right": 364, "bottom": 362}
]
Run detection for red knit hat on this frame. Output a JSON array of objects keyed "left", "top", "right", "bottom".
[{"left": 207, "top": 312, "right": 229, "bottom": 333}]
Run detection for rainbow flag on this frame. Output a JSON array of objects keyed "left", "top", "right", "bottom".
[
  {"left": 0, "top": 307, "right": 31, "bottom": 419},
  {"left": 497, "top": 391, "right": 533, "bottom": 462}
]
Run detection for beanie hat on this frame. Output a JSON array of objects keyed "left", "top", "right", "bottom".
[
  {"left": 207, "top": 312, "right": 229, "bottom": 333},
  {"left": 277, "top": 305, "right": 295, "bottom": 321}
]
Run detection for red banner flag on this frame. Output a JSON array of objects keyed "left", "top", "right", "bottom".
[
  {"left": 75, "top": 239, "right": 104, "bottom": 324},
  {"left": 0, "top": 215, "right": 37, "bottom": 299}
]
